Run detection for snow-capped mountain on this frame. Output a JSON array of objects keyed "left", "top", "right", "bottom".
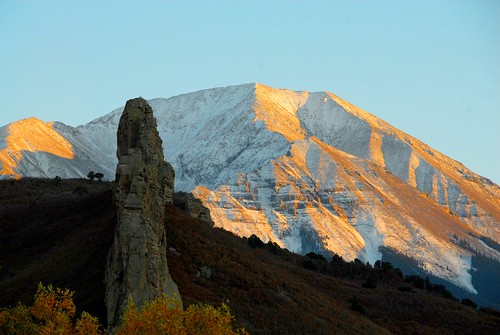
[
  {"left": 1, "top": 83, "right": 499, "bottom": 306},
  {"left": 0, "top": 118, "right": 115, "bottom": 180}
]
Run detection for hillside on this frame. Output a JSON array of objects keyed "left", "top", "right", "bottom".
[
  {"left": 0, "top": 178, "right": 499, "bottom": 334},
  {"left": 1, "top": 84, "right": 499, "bottom": 306}
]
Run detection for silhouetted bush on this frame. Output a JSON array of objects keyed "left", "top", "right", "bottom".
[
  {"left": 349, "top": 297, "right": 365, "bottom": 314},
  {"left": 73, "top": 186, "right": 88, "bottom": 195},
  {"left": 404, "top": 275, "right": 455, "bottom": 300},
  {"left": 405, "top": 275, "right": 426, "bottom": 289},
  {"left": 429, "top": 284, "right": 455, "bottom": 300},
  {"left": 381, "top": 261, "right": 394, "bottom": 271},
  {"left": 362, "top": 276, "right": 377, "bottom": 289},
  {"left": 247, "top": 234, "right": 264, "bottom": 249},
  {"left": 305, "top": 252, "right": 326, "bottom": 262},
  {"left": 302, "top": 259, "right": 317, "bottom": 271},
  {"left": 265, "top": 241, "right": 281, "bottom": 254},
  {"left": 479, "top": 307, "right": 500, "bottom": 317},
  {"left": 393, "top": 268, "right": 403, "bottom": 278},
  {"left": 116, "top": 297, "right": 248, "bottom": 335},
  {"left": 0, "top": 283, "right": 102, "bottom": 335},
  {"left": 461, "top": 298, "right": 477, "bottom": 309},
  {"left": 330, "top": 254, "right": 344, "bottom": 265}
]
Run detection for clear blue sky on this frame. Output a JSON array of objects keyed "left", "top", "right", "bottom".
[{"left": 1, "top": 0, "right": 499, "bottom": 184}]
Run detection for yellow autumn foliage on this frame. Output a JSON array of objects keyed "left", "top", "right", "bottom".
[
  {"left": 116, "top": 296, "right": 248, "bottom": 335},
  {"left": 0, "top": 284, "right": 248, "bottom": 335},
  {"left": 0, "top": 283, "right": 102, "bottom": 335}
]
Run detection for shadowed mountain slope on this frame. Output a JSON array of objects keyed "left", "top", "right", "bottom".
[{"left": 0, "top": 178, "right": 499, "bottom": 334}]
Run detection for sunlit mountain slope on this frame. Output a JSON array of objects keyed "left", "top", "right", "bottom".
[
  {"left": 0, "top": 118, "right": 73, "bottom": 178},
  {"left": 0, "top": 118, "right": 114, "bottom": 180},
  {"left": 1, "top": 83, "right": 498, "bottom": 306}
]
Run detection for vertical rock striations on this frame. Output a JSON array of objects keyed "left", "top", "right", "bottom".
[{"left": 105, "top": 97, "right": 181, "bottom": 329}]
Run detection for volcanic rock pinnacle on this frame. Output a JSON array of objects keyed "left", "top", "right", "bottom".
[{"left": 105, "top": 97, "right": 181, "bottom": 328}]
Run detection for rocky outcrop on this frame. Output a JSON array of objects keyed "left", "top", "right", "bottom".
[
  {"left": 173, "top": 191, "right": 213, "bottom": 224},
  {"left": 105, "top": 98, "right": 181, "bottom": 329}
]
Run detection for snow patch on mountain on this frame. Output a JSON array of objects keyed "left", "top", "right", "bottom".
[{"left": 354, "top": 210, "right": 383, "bottom": 265}]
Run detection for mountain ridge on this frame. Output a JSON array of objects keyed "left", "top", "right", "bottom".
[{"left": 0, "top": 83, "right": 498, "bottom": 306}]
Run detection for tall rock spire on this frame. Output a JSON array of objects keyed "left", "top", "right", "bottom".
[{"left": 105, "top": 97, "right": 181, "bottom": 328}]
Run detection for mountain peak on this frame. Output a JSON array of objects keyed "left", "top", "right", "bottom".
[
  {"left": 1, "top": 84, "right": 499, "bottom": 306},
  {"left": 0, "top": 117, "right": 74, "bottom": 178}
]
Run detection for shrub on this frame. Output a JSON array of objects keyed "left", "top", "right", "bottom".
[
  {"left": 461, "top": 298, "right": 477, "bottom": 309},
  {"left": 479, "top": 307, "right": 500, "bottom": 317},
  {"left": 73, "top": 185, "right": 88, "bottom": 195},
  {"left": 381, "top": 261, "right": 394, "bottom": 271},
  {"left": 0, "top": 283, "right": 102, "bottom": 335},
  {"left": 0, "top": 285, "right": 249, "bottom": 335},
  {"left": 349, "top": 297, "right": 366, "bottom": 314},
  {"left": 393, "top": 268, "right": 403, "bottom": 278},
  {"left": 116, "top": 296, "right": 248, "bottom": 335},
  {"left": 362, "top": 276, "right": 377, "bottom": 289},
  {"left": 265, "top": 241, "right": 281, "bottom": 254},
  {"left": 247, "top": 234, "right": 264, "bottom": 249},
  {"left": 302, "top": 259, "right": 317, "bottom": 271},
  {"left": 305, "top": 252, "right": 326, "bottom": 262},
  {"left": 405, "top": 275, "right": 426, "bottom": 289}
]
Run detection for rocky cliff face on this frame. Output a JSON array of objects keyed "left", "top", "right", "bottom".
[
  {"left": 105, "top": 98, "right": 180, "bottom": 328},
  {"left": 173, "top": 191, "right": 213, "bottom": 224}
]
